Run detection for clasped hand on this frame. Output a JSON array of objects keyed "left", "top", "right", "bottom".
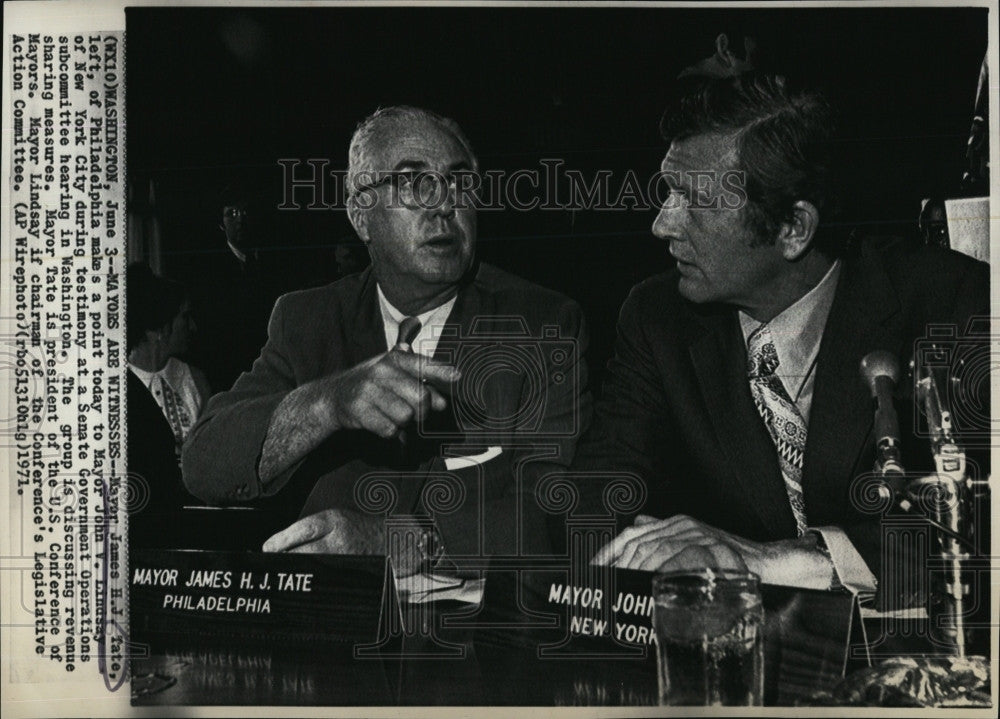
[
  {"left": 591, "top": 514, "right": 832, "bottom": 589},
  {"left": 325, "top": 348, "right": 460, "bottom": 439}
]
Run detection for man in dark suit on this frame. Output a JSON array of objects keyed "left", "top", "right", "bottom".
[
  {"left": 182, "top": 106, "right": 590, "bottom": 567},
  {"left": 576, "top": 73, "right": 988, "bottom": 607}
]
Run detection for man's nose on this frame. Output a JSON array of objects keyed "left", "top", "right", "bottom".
[
  {"left": 652, "top": 202, "right": 684, "bottom": 239},
  {"left": 431, "top": 186, "right": 456, "bottom": 218}
]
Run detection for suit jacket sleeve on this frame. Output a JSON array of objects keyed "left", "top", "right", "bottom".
[
  {"left": 568, "top": 286, "right": 676, "bottom": 531},
  {"left": 181, "top": 295, "right": 299, "bottom": 503}
]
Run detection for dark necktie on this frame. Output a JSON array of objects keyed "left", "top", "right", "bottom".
[
  {"left": 395, "top": 316, "right": 422, "bottom": 353},
  {"left": 395, "top": 317, "right": 422, "bottom": 455}
]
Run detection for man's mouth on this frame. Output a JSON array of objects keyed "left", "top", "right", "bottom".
[
  {"left": 425, "top": 235, "right": 458, "bottom": 249},
  {"left": 670, "top": 248, "right": 695, "bottom": 269}
]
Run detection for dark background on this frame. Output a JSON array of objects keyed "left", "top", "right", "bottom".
[{"left": 126, "top": 4, "right": 987, "bottom": 388}]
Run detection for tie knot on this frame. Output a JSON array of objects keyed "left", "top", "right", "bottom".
[
  {"left": 395, "top": 316, "right": 422, "bottom": 352},
  {"left": 747, "top": 323, "right": 779, "bottom": 379}
]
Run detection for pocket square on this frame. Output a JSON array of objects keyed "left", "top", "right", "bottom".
[{"left": 444, "top": 446, "right": 502, "bottom": 470}]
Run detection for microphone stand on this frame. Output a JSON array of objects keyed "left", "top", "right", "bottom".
[
  {"left": 835, "top": 353, "right": 991, "bottom": 706},
  {"left": 860, "top": 352, "right": 981, "bottom": 656},
  {"left": 912, "top": 365, "right": 973, "bottom": 656}
]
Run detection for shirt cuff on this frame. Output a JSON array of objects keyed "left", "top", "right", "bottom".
[{"left": 812, "top": 526, "right": 878, "bottom": 598}]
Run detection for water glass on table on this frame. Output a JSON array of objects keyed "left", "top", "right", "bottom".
[{"left": 652, "top": 569, "right": 764, "bottom": 706}]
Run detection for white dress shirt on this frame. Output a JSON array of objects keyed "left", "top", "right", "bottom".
[
  {"left": 376, "top": 285, "right": 458, "bottom": 358},
  {"left": 738, "top": 261, "right": 878, "bottom": 598}
]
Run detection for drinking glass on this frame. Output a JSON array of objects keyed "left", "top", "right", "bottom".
[{"left": 652, "top": 569, "right": 764, "bottom": 706}]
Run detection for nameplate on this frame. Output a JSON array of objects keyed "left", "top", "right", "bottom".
[
  {"left": 130, "top": 550, "right": 389, "bottom": 646},
  {"left": 543, "top": 569, "right": 658, "bottom": 647},
  {"left": 476, "top": 568, "right": 858, "bottom": 705},
  {"left": 471, "top": 567, "right": 659, "bottom": 659}
]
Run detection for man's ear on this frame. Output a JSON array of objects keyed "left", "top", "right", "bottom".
[
  {"left": 777, "top": 200, "right": 819, "bottom": 260},
  {"left": 347, "top": 200, "right": 370, "bottom": 244},
  {"left": 714, "top": 32, "right": 739, "bottom": 69}
]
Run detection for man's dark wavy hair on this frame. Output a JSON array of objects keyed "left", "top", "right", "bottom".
[{"left": 661, "top": 72, "right": 842, "bottom": 257}]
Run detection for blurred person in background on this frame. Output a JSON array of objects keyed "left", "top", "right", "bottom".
[
  {"left": 918, "top": 197, "right": 950, "bottom": 249},
  {"left": 128, "top": 264, "right": 211, "bottom": 458},
  {"left": 127, "top": 263, "right": 207, "bottom": 544}
]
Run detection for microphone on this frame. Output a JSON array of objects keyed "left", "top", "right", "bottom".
[{"left": 860, "top": 350, "right": 905, "bottom": 478}]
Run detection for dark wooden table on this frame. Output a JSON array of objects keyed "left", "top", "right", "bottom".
[{"left": 130, "top": 549, "right": 874, "bottom": 706}]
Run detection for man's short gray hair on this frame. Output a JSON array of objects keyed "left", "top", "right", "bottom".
[{"left": 346, "top": 106, "right": 478, "bottom": 201}]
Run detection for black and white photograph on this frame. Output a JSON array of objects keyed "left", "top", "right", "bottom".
[{"left": 1, "top": 0, "right": 996, "bottom": 714}]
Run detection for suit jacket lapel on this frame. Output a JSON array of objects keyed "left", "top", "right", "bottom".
[
  {"left": 433, "top": 267, "right": 488, "bottom": 361},
  {"left": 395, "top": 266, "right": 490, "bottom": 516},
  {"left": 803, "top": 250, "right": 901, "bottom": 506},
  {"left": 688, "top": 308, "right": 798, "bottom": 538},
  {"left": 346, "top": 267, "right": 390, "bottom": 364}
]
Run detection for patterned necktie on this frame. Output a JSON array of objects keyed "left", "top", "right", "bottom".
[
  {"left": 746, "top": 323, "right": 809, "bottom": 535},
  {"left": 152, "top": 374, "right": 191, "bottom": 455}
]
